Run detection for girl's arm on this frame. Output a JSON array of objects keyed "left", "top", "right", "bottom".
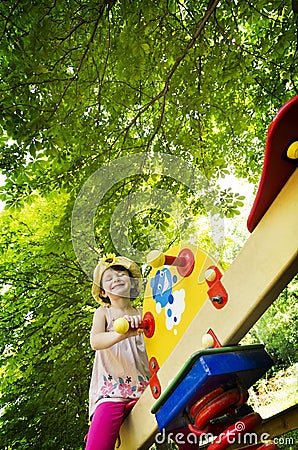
[{"left": 90, "top": 308, "right": 142, "bottom": 350}]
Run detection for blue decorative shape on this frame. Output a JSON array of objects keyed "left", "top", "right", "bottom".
[{"left": 150, "top": 268, "right": 176, "bottom": 309}]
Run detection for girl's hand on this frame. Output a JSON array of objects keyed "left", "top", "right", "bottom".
[{"left": 123, "top": 315, "right": 143, "bottom": 335}]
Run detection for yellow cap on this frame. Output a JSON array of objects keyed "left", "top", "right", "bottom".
[{"left": 92, "top": 254, "right": 142, "bottom": 304}]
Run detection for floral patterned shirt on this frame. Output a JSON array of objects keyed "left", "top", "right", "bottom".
[{"left": 89, "top": 306, "right": 150, "bottom": 418}]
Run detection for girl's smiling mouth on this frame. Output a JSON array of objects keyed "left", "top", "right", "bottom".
[{"left": 112, "top": 283, "right": 125, "bottom": 290}]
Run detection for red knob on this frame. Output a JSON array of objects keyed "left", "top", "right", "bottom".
[{"left": 140, "top": 311, "right": 155, "bottom": 338}]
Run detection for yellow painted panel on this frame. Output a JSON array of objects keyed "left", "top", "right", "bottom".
[{"left": 143, "top": 243, "right": 220, "bottom": 366}]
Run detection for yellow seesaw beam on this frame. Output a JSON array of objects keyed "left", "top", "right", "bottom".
[{"left": 118, "top": 169, "right": 298, "bottom": 450}]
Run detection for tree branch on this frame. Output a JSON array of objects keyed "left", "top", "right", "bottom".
[
  {"left": 120, "top": 0, "right": 220, "bottom": 148},
  {"left": 48, "top": 0, "right": 117, "bottom": 120}
]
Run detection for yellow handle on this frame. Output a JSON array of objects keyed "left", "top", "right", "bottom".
[
  {"left": 147, "top": 250, "right": 165, "bottom": 268},
  {"left": 113, "top": 317, "right": 130, "bottom": 334},
  {"left": 287, "top": 141, "right": 298, "bottom": 160}
]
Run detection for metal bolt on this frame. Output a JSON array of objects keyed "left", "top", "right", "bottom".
[{"left": 211, "top": 295, "right": 223, "bottom": 304}]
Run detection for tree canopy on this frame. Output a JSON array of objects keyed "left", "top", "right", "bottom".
[{"left": 0, "top": 1, "right": 297, "bottom": 448}]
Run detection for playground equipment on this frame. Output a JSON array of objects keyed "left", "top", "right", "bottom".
[{"left": 117, "top": 96, "right": 298, "bottom": 449}]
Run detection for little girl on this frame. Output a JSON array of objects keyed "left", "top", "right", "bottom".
[{"left": 85, "top": 254, "right": 150, "bottom": 450}]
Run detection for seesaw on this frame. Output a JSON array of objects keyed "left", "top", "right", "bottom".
[{"left": 117, "top": 96, "right": 298, "bottom": 449}]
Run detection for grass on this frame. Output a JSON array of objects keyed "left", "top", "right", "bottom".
[
  {"left": 248, "top": 364, "right": 298, "bottom": 449},
  {"left": 248, "top": 363, "right": 298, "bottom": 419}
]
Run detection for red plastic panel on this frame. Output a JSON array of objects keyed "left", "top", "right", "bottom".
[{"left": 247, "top": 96, "right": 298, "bottom": 232}]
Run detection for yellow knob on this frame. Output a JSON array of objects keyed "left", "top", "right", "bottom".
[
  {"left": 287, "top": 141, "right": 298, "bottom": 160},
  {"left": 147, "top": 250, "right": 165, "bottom": 268},
  {"left": 114, "top": 317, "right": 130, "bottom": 334},
  {"left": 202, "top": 333, "right": 214, "bottom": 349},
  {"left": 205, "top": 268, "right": 217, "bottom": 282}
]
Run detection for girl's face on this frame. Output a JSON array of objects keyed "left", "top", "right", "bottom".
[{"left": 101, "top": 267, "right": 134, "bottom": 299}]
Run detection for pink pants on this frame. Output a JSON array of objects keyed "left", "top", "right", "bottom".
[
  {"left": 85, "top": 401, "right": 126, "bottom": 450},
  {"left": 85, "top": 402, "right": 195, "bottom": 450}
]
